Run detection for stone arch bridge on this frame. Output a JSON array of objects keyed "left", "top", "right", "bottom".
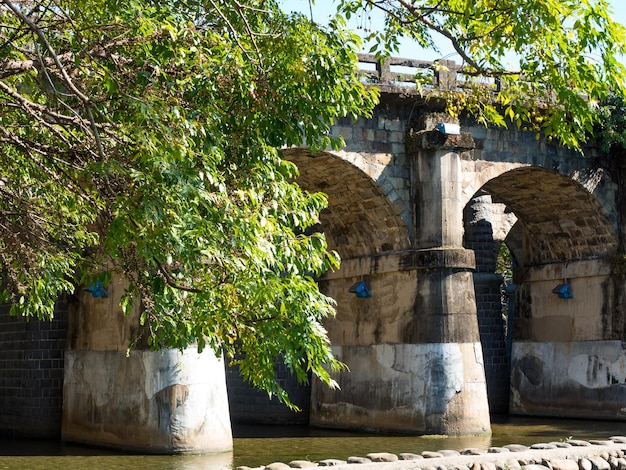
[{"left": 1, "top": 55, "right": 625, "bottom": 453}]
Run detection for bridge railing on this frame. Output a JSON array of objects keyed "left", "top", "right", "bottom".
[{"left": 356, "top": 53, "right": 501, "bottom": 93}]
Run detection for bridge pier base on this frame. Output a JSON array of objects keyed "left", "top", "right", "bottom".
[
  {"left": 511, "top": 340, "right": 626, "bottom": 419},
  {"left": 509, "top": 259, "right": 625, "bottom": 419},
  {"left": 62, "top": 348, "right": 233, "bottom": 454},
  {"left": 404, "top": 250, "right": 491, "bottom": 435},
  {"left": 311, "top": 341, "right": 490, "bottom": 435}
]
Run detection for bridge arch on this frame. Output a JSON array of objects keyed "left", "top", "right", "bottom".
[
  {"left": 481, "top": 166, "right": 618, "bottom": 265},
  {"left": 463, "top": 164, "right": 623, "bottom": 419},
  {"left": 283, "top": 148, "right": 411, "bottom": 259},
  {"left": 458, "top": 124, "right": 618, "bottom": 235}
]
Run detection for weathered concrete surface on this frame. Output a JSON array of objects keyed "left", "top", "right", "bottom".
[
  {"left": 511, "top": 340, "right": 626, "bottom": 419},
  {"left": 67, "top": 274, "right": 143, "bottom": 351},
  {"left": 310, "top": 342, "right": 490, "bottom": 436},
  {"left": 321, "top": 270, "right": 417, "bottom": 346},
  {"left": 64, "top": 274, "right": 233, "bottom": 453},
  {"left": 316, "top": 246, "right": 489, "bottom": 436},
  {"left": 512, "top": 259, "right": 616, "bottom": 342},
  {"left": 62, "top": 348, "right": 233, "bottom": 453},
  {"left": 413, "top": 147, "right": 469, "bottom": 249}
]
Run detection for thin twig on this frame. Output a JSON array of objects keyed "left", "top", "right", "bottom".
[{"left": 2, "top": 0, "right": 108, "bottom": 159}]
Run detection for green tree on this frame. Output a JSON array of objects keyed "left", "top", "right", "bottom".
[
  {"left": 0, "top": 0, "right": 377, "bottom": 406},
  {"left": 336, "top": 0, "right": 626, "bottom": 148},
  {"left": 597, "top": 94, "right": 626, "bottom": 153},
  {"left": 595, "top": 94, "right": 626, "bottom": 255}
]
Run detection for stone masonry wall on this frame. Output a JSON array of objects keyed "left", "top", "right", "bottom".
[
  {"left": 473, "top": 272, "right": 509, "bottom": 414},
  {"left": 329, "top": 93, "right": 415, "bottom": 241},
  {"left": 225, "top": 357, "right": 311, "bottom": 425},
  {"left": 0, "top": 299, "right": 67, "bottom": 438},
  {"left": 463, "top": 195, "right": 510, "bottom": 414}
]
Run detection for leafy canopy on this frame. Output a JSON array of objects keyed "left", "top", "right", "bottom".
[
  {"left": 335, "top": 0, "right": 626, "bottom": 148},
  {"left": 0, "top": 0, "right": 377, "bottom": 406}
]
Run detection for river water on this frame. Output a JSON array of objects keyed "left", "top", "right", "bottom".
[{"left": 0, "top": 416, "right": 624, "bottom": 470}]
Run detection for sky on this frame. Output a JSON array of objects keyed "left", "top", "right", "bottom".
[{"left": 282, "top": 0, "right": 626, "bottom": 67}]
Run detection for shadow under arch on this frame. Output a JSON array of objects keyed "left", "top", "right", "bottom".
[
  {"left": 481, "top": 166, "right": 618, "bottom": 265},
  {"left": 282, "top": 148, "right": 411, "bottom": 260}
]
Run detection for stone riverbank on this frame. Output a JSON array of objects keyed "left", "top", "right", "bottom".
[{"left": 237, "top": 436, "right": 626, "bottom": 470}]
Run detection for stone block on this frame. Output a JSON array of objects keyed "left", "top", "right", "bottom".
[
  {"left": 389, "top": 130, "right": 404, "bottom": 143},
  {"left": 588, "top": 456, "right": 611, "bottom": 470},
  {"left": 366, "top": 452, "right": 398, "bottom": 462},
  {"left": 391, "top": 142, "right": 406, "bottom": 155},
  {"left": 550, "top": 459, "right": 580, "bottom": 470}
]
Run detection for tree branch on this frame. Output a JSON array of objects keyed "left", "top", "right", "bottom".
[
  {"left": 2, "top": 0, "right": 108, "bottom": 159},
  {"left": 368, "top": 0, "right": 522, "bottom": 75}
]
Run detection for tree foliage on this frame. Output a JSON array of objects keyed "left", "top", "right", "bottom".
[
  {"left": 3, "top": 0, "right": 625, "bottom": 407},
  {"left": 336, "top": 0, "right": 626, "bottom": 148},
  {"left": 596, "top": 94, "right": 626, "bottom": 154},
  {"left": 0, "top": 0, "right": 377, "bottom": 406}
]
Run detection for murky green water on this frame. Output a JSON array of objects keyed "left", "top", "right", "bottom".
[{"left": 0, "top": 416, "right": 624, "bottom": 470}]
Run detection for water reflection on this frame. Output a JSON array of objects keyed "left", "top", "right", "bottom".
[
  {"left": 232, "top": 424, "right": 492, "bottom": 468},
  {"left": 0, "top": 455, "right": 233, "bottom": 470},
  {"left": 0, "top": 416, "right": 624, "bottom": 470}
]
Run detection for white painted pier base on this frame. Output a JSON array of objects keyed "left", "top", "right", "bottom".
[
  {"left": 511, "top": 340, "right": 626, "bottom": 420},
  {"left": 311, "top": 342, "right": 491, "bottom": 435},
  {"left": 62, "top": 348, "right": 233, "bottom": 454}
]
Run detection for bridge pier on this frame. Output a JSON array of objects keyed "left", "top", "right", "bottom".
[
  {"left": 314, "top": 249, "right": 490, "bottom": 435},
  {"left": 405, "top": 252, "right": 491, "bottom": 434},
  {"left": 61, "top": 275, "right": 233, "bottom": 454},
  {"left": 509, "top": 259, "right": 626, "bottom": 419},
  {"left": 464, "top": 193, "right": 512, "bottom": 414},
  {"left": 310, "top": 117, "right": 491, "bottom": 435},
  {"left": 408, "top": 120, "right": 491, "bottom": 434}
]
